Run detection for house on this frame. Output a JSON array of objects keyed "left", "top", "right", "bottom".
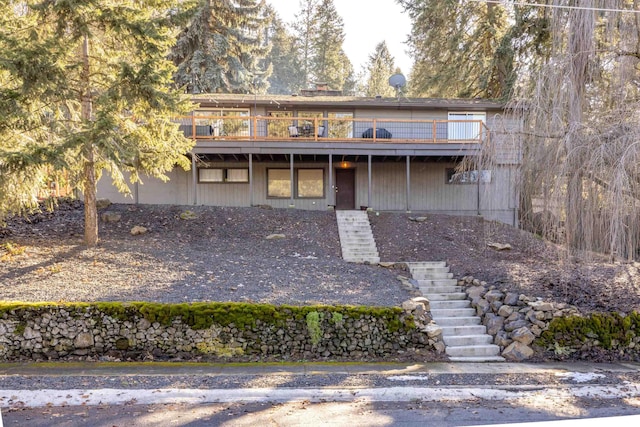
[{"left": 97, "top": 90, "right": 521, "bottom": 226}]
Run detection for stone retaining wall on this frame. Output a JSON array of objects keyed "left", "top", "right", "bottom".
[
  {"left": 0, "top": 301, "right": 445, "bottom": 361},
  {"left": 458, "top": 276, "right": 640, "bottom": 362}
]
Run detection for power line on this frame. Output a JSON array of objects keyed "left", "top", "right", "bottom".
[{"left": 469, "top": 0, "right": 640, "bottom": 14}]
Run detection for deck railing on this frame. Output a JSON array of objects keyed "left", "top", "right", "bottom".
[{"left": 175, "top": 115, "right": 489, "bottom": 144}]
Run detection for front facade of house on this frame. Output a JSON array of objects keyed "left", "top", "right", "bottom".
[{"left": 97, "top": 92, "right": 521, "bottom": 226}]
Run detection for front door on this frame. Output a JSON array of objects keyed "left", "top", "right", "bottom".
[{"left": 335, "top": 168, "right": 355, "bottom": 210}]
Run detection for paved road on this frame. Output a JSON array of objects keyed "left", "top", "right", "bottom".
[{"left": 1, "top": 361, "right": 640, "bottom": 426}]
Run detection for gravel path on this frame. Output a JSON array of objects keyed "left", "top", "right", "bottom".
[{"left": 1, "top": 203, "right": 413, "bottom": 306}]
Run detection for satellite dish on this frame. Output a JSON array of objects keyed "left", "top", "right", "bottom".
[
  {"left": 388, "top": 73, "right": 406, "bottom": 90},
  {"left": 388, "top": 73, "right": 406, "bottom": 98}
]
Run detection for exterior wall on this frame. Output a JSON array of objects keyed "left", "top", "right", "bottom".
[{"left": 97, "top": 159, "right": 517, "bottom": 225}]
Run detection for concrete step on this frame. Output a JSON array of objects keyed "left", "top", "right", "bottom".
[
  {"left": 423, "top": 292, "right": 468, "bottom": 301},
  {"left": 343, "top": 257, "right": 380, "bottom": 264},
  {"left": 417, "top": 279, "right": 459, "bottom": 287},
  {"left": 433, "top": 316, "right": 481, "bottom": 327},
  {"left": 408, "top": 266, "right": 451, "bottom": 274},
  {"left": 429, "top": 300, "right": 471, "bottom": 309},
  {"left": 341, "top": 247, "right": 378, "bottom": 254},
  {"left": 411, "top": 272, "right": 454, "bottom": 280},
  {"left": 406, "top": 261, "right": 447, "bottom": 268},
  {"left": 418, "top": 286, "right": 463, "bottom": 294},
  {"left": 440, "top": 325, "right": 487, "bottom": 336},
  {"left": 431, "top": 308, "right": 476, "bottom": 318},
  {"left": 442, "top": 334, "right": 493, "bottom": 346},
  {"left": 449, "top": 356, "right": 506, "bottom": 362},
  {"left": 445, "top": 344, "right": 502, "bottom": 358}
]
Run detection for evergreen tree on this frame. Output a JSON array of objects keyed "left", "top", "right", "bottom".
[
  {"left": 0, "top": 0, "right": 194, "bottom": 246},
  {"left": 172, "top": 0, "right": 272, "bottom": 94},
  {"left": 399, "top": 0, "right": 511, "bottom": 99},
  {"left": 291, "top": 0, "right": 320, "bottom": 89},
  {"left": 265, "top": 8, "right": 305, "bottom": 94},
  {"left": 363, "top": 42, "right": 397, "bottom": 97},
  {"left": 310, "top": 0, "right": 353, "bottom": 92}
]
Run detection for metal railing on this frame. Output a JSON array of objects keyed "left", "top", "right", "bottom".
[{"left": 175, "top": 115, "right": 489, "bottom": 144}]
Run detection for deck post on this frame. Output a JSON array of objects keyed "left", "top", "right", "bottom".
[
  {"left": 290, "top": 153, "right": 294, "bottom": 207},
  {"left": 368, "top": 155, "right": 372, "bottom": 208},
  {"left": 328, "top": 154, "right": 333, "bottom": 208},
  {"left": 249, "top": 154, "right": 253, "bottom": 207},
  {"left": 191, "top": 153, "right": 197, "bottom": 205},
  {"left": 406, "top": 156, "right": 411, "bottom": 212}
]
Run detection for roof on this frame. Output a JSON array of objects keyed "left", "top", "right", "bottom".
[{"left": 190, "top": 93, "right": 506, "bottom": 111}]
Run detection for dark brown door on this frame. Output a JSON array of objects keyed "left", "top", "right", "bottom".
[{"left": 335, "top": 169, "right": 355, "bottom": 210}]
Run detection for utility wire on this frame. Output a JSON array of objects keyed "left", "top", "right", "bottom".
[{"left": 468, "top": 0, "right": 640, "bottom": 14}]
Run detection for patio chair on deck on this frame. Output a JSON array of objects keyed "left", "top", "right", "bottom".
[{"left": 288, "top": 125, "right": 299, "bottom": 137}]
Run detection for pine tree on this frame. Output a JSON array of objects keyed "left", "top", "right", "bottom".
[
  {"left": 399, "top": 0, "right": 512, "bottom": 99},
  {"left": 291, "top": 0, "right": 320, "bottom": 89},
  {"left": 363, "top": 42, "right": 397, "bottom": 97},
  {"left": 309, "top": 0, "right": 353, "bottom": 92},
  {"left": 172, "top": 0, "right": 272, "bottom": 94},
  {"left": 0, "top": 0, "right": 194, "bottom": 246},
  {"left": 265, "top": 8, "right": 305, "bottom": 94}
]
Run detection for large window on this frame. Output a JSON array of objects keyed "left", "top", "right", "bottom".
[
  {"left": 267, "top": 168, "right": 324, "bottom": 198},
  {"left": 297, "top": 169, "right": 324, "bottom": 198},
  {"left": 447, "top": 112, "right": 486, "bottom": 140},
  {"left": 267, "top": 169, "right": 291, "bottom": 198},
  {"left": 199, "top": 168, "right": 249, "bottom": 183}
]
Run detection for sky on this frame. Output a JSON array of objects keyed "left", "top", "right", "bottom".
[{"left": 268, "top": 0, "right": 413, "bottom": 75}]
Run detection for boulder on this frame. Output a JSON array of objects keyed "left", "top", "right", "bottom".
[
  {"left": 475, "top": 298, "right": 491, "bottom": 315},
  {"left": 74, "top": 332, "right": 94, "bottom": 349},
  {"left": 101, "top": 212, "right": 121, "bottom": 223},
  {"left": 95, "top": 199, "right": 111, "bottom": 210},
  {"left": 484, "top": 290, "right": 504, "bottom": 303},
  {"left": 488, "top": 242, "right": 512, "bottom": 251},
  {"left": 502, "top": 341, "right": 534, "bottom": 361},
  {"left": 130, "top": 226, "right": 148, "bottom": 236},
  {"left": 528, "top": 301, "right": 554, "bottom": 312},
  {"left": 266, "top": 234, "right": 286, "bottom": 240},
  {"left": 505, "top": 319, "right": 529, "bottom": 332},
  {"left": 511, "top": 327, "right": 535, "bottom": 346},
  {"left": 179, "top": 210, "right": 197, "bottom": 220},
  {"left": 504, "top": 292, "right": 520, "bottom": 306},
  {"left": 422, "top": 323, "right": 443, "bottom": 339},
  {"left": 409, "top": 216, "right": 428, "bottom": 222},
  {"left": 497, "top": 305, "right": 514, "bottom": 318},
  {"left": 485, "top": 313, "right": 505, "bottom": 336}
]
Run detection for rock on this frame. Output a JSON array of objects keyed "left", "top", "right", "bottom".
[
  {"left": 266, "top": 234, "right": 286, "bottom": 240},
  {"left": 484, "top": 290, "right": 504, "bottom": 303},
  {"left": 179, "top": 210, "right": 197, "bottom": 220},
  {"left": 130, "top": 226, "right": 148, "bottom": 235},
  {"left": 433, "top": 341, "right": 446, "bottom": 353},
  {"left": 485, "top": 313, "right": 505, "bottom": 336},
  {"left": 498, "top": 305, "right": 514, "bottom": 318},
  {"left": 528, "top": 301, "right": 554, "bottom": 312},
  {"left": 475, "top": 298, "right": 491, "bottom": 315},
  {"left": 505, "top": 319, "right": 529, "bottom": 332},
  {"left": 504, "top": 292, "right": 520, "bottom": 306},
  {"left": 467, "top": 286, "right": 486, "bottom": 300},
  {"left": 409, "top": 216, "right": 428, "bottom": 222},
  {"left": 502, "top": 341, "right": 534, "bottom": 361},
  {"left": 101, "top": 212, "right": 122, "bottom": 223},
  {"left": 115, "top": 337, "right": 130, "bottom": 350},
  {"left": 488, "top": 242, "right": 512, "bottom": 251},
  {"left": 494, "top": 331, "right": 512, "bottom": 347},
  {"left": 74, "top": 332, "right": 94, "bottom": 349},
  {"left": 95, "top": 199, "right": 111, "bottom": 210},
  {"left": 411, "top": 297, "right": 431, "bottom": 312},
  {"left": 402, "top": 300, "right": 420, "bottom": 311},
  {"left": 422, "top": 323, "right": 443, "bottom": 339},
  {"left": 379, "top": 262, "right": 395, "bottom": 268},
  {"left": 23, "top": 326, "right": 40, "bottom": 340},
  {"left": 511, "top": 327, "right": 535, "bottom": 345}
]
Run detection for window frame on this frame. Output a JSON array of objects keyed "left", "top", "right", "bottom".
[
  {"left": 266, "top": 168, "right": 325, "bottom": 199},
  {"left": 198, "top": 167, "right": 249, "bottom": 184}
]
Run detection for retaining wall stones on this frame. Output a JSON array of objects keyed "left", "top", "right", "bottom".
[{"left": 0, "top": 300, "right": 445, "bottom": 362}]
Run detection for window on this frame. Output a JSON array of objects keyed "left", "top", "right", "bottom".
[
  {"left": 446, "top": 168, "right": 492, "bottom": 184},
  {"left": 199, "top": 168, "right": 249, "bottom": 183},
  {"left": 297, "top": 169, "right": 324, "bottom": 198},
  {"left": 267, "top": 169, "right": 291, "bottom": 198},
  {"left": 448, "top": 112, "right": 486, "bottom": 140},
  {"left": 267, "top": 168, "right": 325, "bottom": 198}
]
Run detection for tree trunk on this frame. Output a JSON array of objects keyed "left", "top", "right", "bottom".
[{"left": 81, "top": 34, "right": 98, "bottom": 246}]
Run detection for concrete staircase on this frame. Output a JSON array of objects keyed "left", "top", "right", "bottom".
[
  {"left": 407, "top": 262, "right": 504, "bottom": 362},
  {"left": 335, "top": 210, "right": 380, "bottom": 264}
]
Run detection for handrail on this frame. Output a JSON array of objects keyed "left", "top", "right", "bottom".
[{"left": 174, "top": 115, "right": 490, "bottom": 144}]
